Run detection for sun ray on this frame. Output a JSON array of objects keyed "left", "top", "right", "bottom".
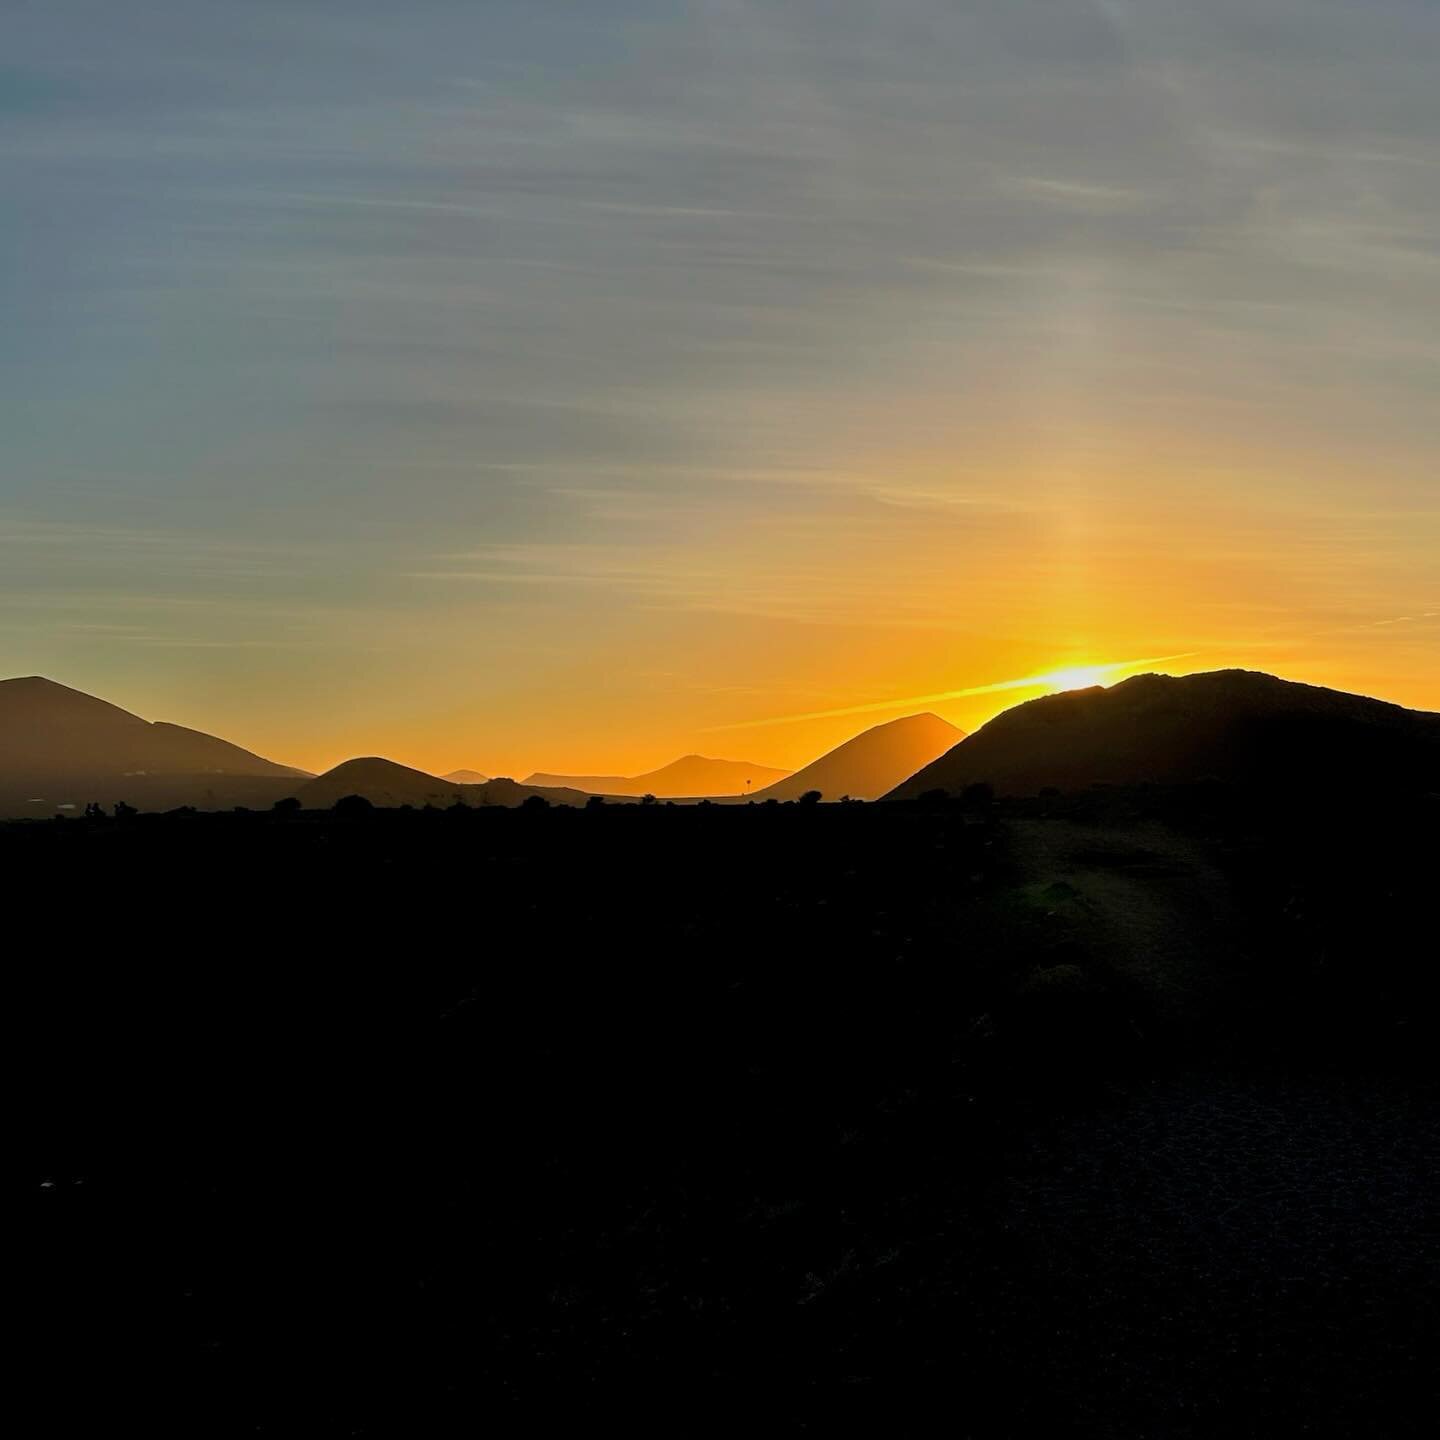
[{"left": 704, "top": 653, "right": 1198, "bottom": 731}]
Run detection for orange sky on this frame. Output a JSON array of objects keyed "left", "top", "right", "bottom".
[
  {"left": 8, "top": 428, "right": 1436, "bottom": 780},
  {"left": 191, "top": 442, "right": 1440, "bottom": 777},
  {"left": 31, "top": 452, "right": 1431, "bottom": 782},
  {"left": 9, "top": 434, "right": 1437, "bottom": 779}
]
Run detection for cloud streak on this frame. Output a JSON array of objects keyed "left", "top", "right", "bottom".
[
  {"left": 704, "top": 654, "right": 1200, "bottom": 732},
  {"left": 2, "top": 2, "right": 1436, "bottom": 769}
]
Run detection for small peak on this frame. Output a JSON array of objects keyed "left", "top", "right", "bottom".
[{"left": 891, "top": 711, "right": 951, "bottom": 728}]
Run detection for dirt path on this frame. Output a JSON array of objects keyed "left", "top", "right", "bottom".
[{"left": 1004, "top": 818, "right": 1241, "bottom": 1025}]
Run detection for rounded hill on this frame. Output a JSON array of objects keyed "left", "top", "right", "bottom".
[{"left": 887, "top": 670, "right": 1440, "bottom": 799}]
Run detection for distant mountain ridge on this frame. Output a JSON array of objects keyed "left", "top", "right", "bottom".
[
  {"left": 13, "top": 670, "right": 1434, "bottom": 820},
  {"left": 295, "top": 757, "right": 595, "bottom": 809},
  {"left": 751, "top": 713, "right": 964, "bottom": 802},
  {"left": 888, "top": 670, "right": 1440, "bottom": 799},
  {"left": 525, "top": 754, "right": 791, "bottom": 798}
]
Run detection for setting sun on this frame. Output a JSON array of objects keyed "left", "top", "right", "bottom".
[{"left": 1044, "top": 666, "right": 1110, "bottom": 693}]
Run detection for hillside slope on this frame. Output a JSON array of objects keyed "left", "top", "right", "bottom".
[
  {"left": 0, "top": 676, "right": 306, "bottom": 780},
  {"left": 0, "top": 675, "right": 309, "bottom": 815},
  {"left": 295, "top": 758, "right": 475, "bottom": 810},
  {"left": 752, "top": 713, "right": 964, "bottom": 802}
]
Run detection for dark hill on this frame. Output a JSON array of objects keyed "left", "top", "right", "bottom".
[
  {"left": 471, "top": 777, "right": 595, "bottom": 808},
  {"left": 295, "top": 759, "right": 595, "bottom": 809},
  {"left": 0, "top": 676, "right": 306, "bottom": 780},
  {"left": 751, "top": 713, "right": 964, "bottom": 802},
  {"left": 0, "top": 675, "right": 309, "bottom": 815},
  {"left": 525, "top": 754, "right": 791, "bottom": 798},
  {"left": 295, "top": 758, "right": 473, "bottom": 810},
  {"left": 888, "top": 670, "right": 1440, "bottom": 799}
]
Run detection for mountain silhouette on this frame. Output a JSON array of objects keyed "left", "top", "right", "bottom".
[
  {"left": 295, "top": 758, "right": 594, "bottom": 809},
  {"left": 442, "top": 769, "right": 489, "bottom": 785},
  {"left": 888, "top": 669, "right": 1440, "bottom": 799},
  {"left": 0, "top": 676, "right": 306, "bottom": 779},
  {"left": 524, "top": 754, "right": 791, "bottom": 798},
  {"left": 749, "top": 713, "right": 965, "bottom": 802},
  {"left": 0, "top": 675, "right": 308, "bottom": 815}
]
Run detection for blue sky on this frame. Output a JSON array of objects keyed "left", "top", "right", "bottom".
[{"left": 3, "top": 1, "right": 1437, "bottom": 773}]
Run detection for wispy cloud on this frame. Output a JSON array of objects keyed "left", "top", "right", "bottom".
[{"left": 3, "top": 2, "right": 1437, "bottom": 760}]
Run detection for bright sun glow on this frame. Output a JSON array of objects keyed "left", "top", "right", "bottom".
[{"left": 1045, "top": 666, "right": 1110, "bottom": 692}]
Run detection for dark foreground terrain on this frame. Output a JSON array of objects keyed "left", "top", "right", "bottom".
[{"left": 19, "top": 787, "right": 1439, "bottom": 1434}]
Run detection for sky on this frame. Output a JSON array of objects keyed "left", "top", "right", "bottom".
[{"left": 2, "top": 0, "right": 1437, "bottom": 777}]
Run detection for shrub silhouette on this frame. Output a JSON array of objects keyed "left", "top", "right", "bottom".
[
  {"left": 271, "top": 796, "right": 302, "bottom": 815},
  {"left": 799, "top": 789, "right": 822, "bottom": 806},
  {"left": 522, "top": 794, "right": 550, "bottom": 811},
  {"left": 332, "top": 794, "right": 375, "bottom": 818}
]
